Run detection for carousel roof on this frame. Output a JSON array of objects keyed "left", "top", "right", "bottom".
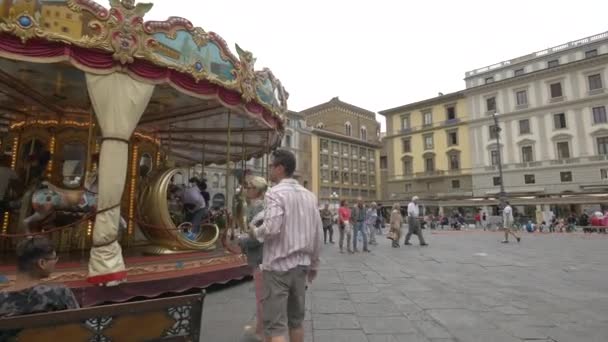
[{"left": 0, "top": 0, "right": 287, "bottom": 164}]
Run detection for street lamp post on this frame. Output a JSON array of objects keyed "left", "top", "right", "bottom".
[{"left": 492, "top": 112, "right": 507, "bottom": 210}]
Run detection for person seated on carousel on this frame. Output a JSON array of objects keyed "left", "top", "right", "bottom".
[
  {"left": 237, "top": 175, "right": 268, "bottom": 341},
  {"left": 0, "top": 236, "right": 79, "bottom": 318},
  {"left": 181, "top": 178, "right": 209, "bottom": 235},
  {"left": 0, "top": 154, "right": 22, "bottom": 214},
  {"left": 198, "top": 179, "right": 211, "bottom": 209}
]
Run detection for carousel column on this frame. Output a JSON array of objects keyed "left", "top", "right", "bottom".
[{"left": 85, "top": 72, "right": 154, "bottom": 285}]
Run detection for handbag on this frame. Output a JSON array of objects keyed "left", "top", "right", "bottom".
[{"left": 386, "top": 229, "right": 397, "bottom": 241}]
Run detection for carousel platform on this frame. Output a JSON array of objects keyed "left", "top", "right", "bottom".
[{"left": 0, "top": 246, "right": 250, "bottom": 307}]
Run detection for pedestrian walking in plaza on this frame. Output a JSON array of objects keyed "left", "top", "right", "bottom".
[
  {"left": 389, "top": 202, "right": 402, "bottom": 248},
  {"left": 320, "top": 203, "right": 334, "bottom": 244},
  {"left": 404, "top": 196, "right": 428, "bottom": 246},
  {"left": 338, "top": 200, "right": 353, "bottom": 253},
  {"left": 238, "top": 176, "right": 268, "bottom": 341},
  {"left": 352, "top": 197, "right": 369, "bottom": 253},
  {"left": 251, "top": 150, "right": 322, "bottom": 342},
  {"left": 366, "top": 202, "right": 378, "bottom": 245},
  {"left": 501, "top": 201, "right": 521, "bottom": 243}
]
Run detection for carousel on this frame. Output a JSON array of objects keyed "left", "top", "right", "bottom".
[{"left": 0, "top": 0, "right": 286, "bottom": 306}]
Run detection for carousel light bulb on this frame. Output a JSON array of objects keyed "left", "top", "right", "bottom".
[
  {"left": 87, "top": 220, "right": 93, "bottom": 237},
  {"left": 127, "top": 146, "right": 138, "bottom": 236},
  {"left": 10, "top": 137, "right": 18, "bottom": 170},
  {"left": 2, "top": 212, "right": 9, "bottom": 234}
]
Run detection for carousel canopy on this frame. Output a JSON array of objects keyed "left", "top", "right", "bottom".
[{"left": 0, "top": 0, "right": 287, "bottom": 164}]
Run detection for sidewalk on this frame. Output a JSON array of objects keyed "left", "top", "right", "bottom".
[{"left": 202, "top": 230, "right": 608, "bottom": 341}]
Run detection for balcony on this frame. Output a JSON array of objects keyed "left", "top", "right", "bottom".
[{"left": 444, "top": 118, "right": 460, "bottom": 126}]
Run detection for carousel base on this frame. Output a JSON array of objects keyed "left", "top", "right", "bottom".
[
  {"left": 142, "top": 244, "right": 217, "bottom": 255},
  {"left": 0, "top": 245, "right": 250, "bottom": 307}
]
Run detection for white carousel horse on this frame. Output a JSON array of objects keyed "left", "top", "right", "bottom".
[{"left": 21, "top": 172, "right": 127, "bottom": 233}]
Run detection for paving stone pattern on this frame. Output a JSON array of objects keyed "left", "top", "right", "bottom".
[{"left": 201, "top": 231, "right": 608, "bottom": 341}]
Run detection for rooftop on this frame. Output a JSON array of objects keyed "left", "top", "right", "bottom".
[
  {"left": 300, "top": 96, "right": 376, "bottom": 119},
  {"left": 465, "top": 31, "right": 608, "bottom": 79}
]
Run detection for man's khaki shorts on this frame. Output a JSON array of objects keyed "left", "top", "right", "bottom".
[{"left": 262, "top": 266, "right": 308, "bottom": 337}]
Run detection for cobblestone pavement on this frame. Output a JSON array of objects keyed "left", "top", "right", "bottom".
[{"left": 201, "top": 230, "right": 608, "bottom": 341}]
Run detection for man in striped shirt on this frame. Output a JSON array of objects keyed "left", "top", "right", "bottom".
[{"left": 252, "top": 149, "right": 322, "bottom": 342}]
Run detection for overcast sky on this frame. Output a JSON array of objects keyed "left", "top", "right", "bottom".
[{"left": 147, "top": 0, "right": 608, "bottom": 131}]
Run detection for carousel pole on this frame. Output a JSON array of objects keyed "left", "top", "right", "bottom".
[
  {"left": 83, "top": 110, "right": 95, "bottom": 251},
  {"left": 225, "top": 111, "right": 232, "bottom": 212},
  {"left": 265, "top": 131, "right": 270, "bottom": 181},
  {"left": 201, "top": 146, "right": 205, "bottom": 177}
]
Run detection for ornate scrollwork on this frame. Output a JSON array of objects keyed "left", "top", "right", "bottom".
[
  {"left": 256, "top": 67, "right": 290, "bottom": 113},
  {"left": 235, "top": 44, "right": 257, "bottom": 102},
  {"left": 0, "top": 11, "right": 47, "bottom": 44},
  {"left": 107, "top": 0, "right": 153, "bottom": 64}
]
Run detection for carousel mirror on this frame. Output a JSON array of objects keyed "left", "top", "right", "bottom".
[
  {"left": 19, "top": 138, "right": 47, "bottom": 183},
  {"left": 139, "top": 153, "right": 153, "bottom": 177},
  {"left": 61, "top": 142, "right": 86, "bottom": 188}
]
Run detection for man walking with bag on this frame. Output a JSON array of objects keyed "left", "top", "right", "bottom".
[
  {"left": 251, "top": 149, "right": 322, "bottom": 342},
  {"left": 404, "top": 196, "right": 428, "bottom": 246}
]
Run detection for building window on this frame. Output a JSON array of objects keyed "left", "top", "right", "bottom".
[
  {"left": 331, "top": 170, "right": 339, "bottom": 183},
  {"left": 451, "top": 180, "right": 460, "bottom": 189},
  {"left": 550, "top": 82, "right": 563, "bottom": 98},
  {"left": 553, "top": 113, "right": 567, "bottom": 129},
  {"left": 519, "top": 119, "right": 530, "bottom": 134},
  {"left": 448, "top": 153, "right": 460, "bottom": 170},
  {"left": 345, "top": 122, "right": 352, "bottom": 136},
  {"left": 321, "top": 155, "right": 329, "bottom": 167},
  {"left": 360, "top": 160, "right": 367, "bottom": 172},
  {"left": 332, "top": 157, "right": 340, "bottom": 169},
  {"left": 402, "top": 139, "right": 411, "bottom": 153},
  {"left": 593, "top": 106, "right": 607, "bottom": 124},
  {"left": 342, "top": 158, "right": 349, "bottom": 170},
  {"left": 360, "top": 126, "right": 367, "bottom": 140},
  {"left": 424, "top": 156, "right": 435, "bottom": 172},
  {"left": 423, "top": 134, "right": 434, "bottom": 150},
  {"left": 341, "top": 144, "right": 348, "bottom": 156},
  {"left": 321, "top": 170, "right": 329, "bottom": 182},
  {"left": 598, "top": 137, "right": 608, "bottom": 155},
  {"left": 423, "top": 111, "right": 433, "bottom": 126},
  {"left": 586, "top": 49, "right": 598, "bottom": 58},
  {"left": 446, "top": 106, "right": 456, "bottom": 120},
  {"left": 212, "top": 174, "right": 220, "bottom": 188},
  {"left": 351, "top": 146, "right": 358, "bottom": 158},
  {"left": 515, "top": 90, "right": 528, "bottom": 106},
  {"left": 447, "top": 130, "right": 458, "bottom": 146},
  {"left": 401, "top": 115, "right": 410, "bottom": 130},
  {"left": 405, "top": 183, "right": 412, "bottom": 192},
  {"left": 46, "top": 10, "right": 51, "bottom": 15},
  {"left": 352, "top": 173, "right": 359, "bottom": 185},
  {"left": 331, "top": 142, "right": 339, "bottom": 154},
  {"left": 490, "top": 150, "right": 499, "bottom": 166},
  {"left": 61, "top": 27, "right": 69, "bottom": 33},
  {"left": 55, "top": 11, "right": 60, "bottom": 17},
  {"left": 380, "top": 156, "right": 387, "bottom": 169},
  {"left": 521, "top": 146, "right": 534, "bottom": 162},
  {"left": 342, "top": 172, "right": 349, "bottom": 184},
  {"left": 486, "top": 97, "right": 496, "bottom": 112},
  {"left": 560, "top": 171, "right": 572, "bottom": 182},
  {"left": 548, "top": 59, "right": 559, "bottom": 68},
  {"left": 320, "top": 139, "right": 329, "bottom": 152},
  {"left": 66, "top": 13, "right": 73, "bottom": 20},
  {"left": 514, "top": 68, "right": 525, "bottom": 76},
  {"left": 44, "top": 22, "right": 50, "bottom": 28},
  {"left": 489, "top": 125, "right": 499, "bottom": 140},
  {"left": 284, "top": 134, "right": 292, "bottom": 148},
  {"left": 493, "top": 176, "right": 501, "bottom": 186},
  {"left": 524, "top": 174, "right": 536, "bottom": 184},
  {"left": 403, "top": 158, "right": 413, "bottom": 175},
  {"left": 485, "top": 76, "right": 494, "bottom": 84},
  {"left": 601, "top": 168, "right": 608, "bottom": 180},
  {"left": 588, "top": 74, "right": 603, "bottom": 91},
  {"left": 556, "top": 141, "right": 570, "bottom": 159}
]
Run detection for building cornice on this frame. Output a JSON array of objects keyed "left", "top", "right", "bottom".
[
  {"left": 312, "top": 128, "right": 382, "bottom": 148},
  {"left": 379, "top": 92, "right": 464, "bottom": 116},
  {"left": 465, "top": 31, "right": 608, "bottom": 79},
  {"left": 463, "top": 53, "right": 608, "bottom": 95},
  {"left": 300, "top": 97, "right": 376, "bottom": 119}
]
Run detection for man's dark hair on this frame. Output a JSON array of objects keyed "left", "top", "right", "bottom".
[
  {"left": 272, "top": 149, "right": 296, "bottom": 177},
  {"left": 16, "top": 237, "right": 55, "bottom": 272},
  {"left": 505, "top": 201, "right": 510, "bottom": 205}
]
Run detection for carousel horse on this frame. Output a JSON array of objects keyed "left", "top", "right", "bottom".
[{"left": 20, "top": 172, "right": 126, "bottom": 234}]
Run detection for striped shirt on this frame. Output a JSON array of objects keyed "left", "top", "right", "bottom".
[{"left": 254, "top": 178, "right": 322, "bottom": 272}]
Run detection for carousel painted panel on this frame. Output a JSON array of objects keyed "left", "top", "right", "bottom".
[{"left": 150, "top": 30, "right": 237, "bottom": 83}]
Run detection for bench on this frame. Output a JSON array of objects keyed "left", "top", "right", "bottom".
[{"left": 0, "top": 290, "right": 205, "bottom": 342}]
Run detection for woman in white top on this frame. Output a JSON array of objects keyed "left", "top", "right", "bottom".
[{"left": 502, "top": 201, "right": 521, "bottom": 243}]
